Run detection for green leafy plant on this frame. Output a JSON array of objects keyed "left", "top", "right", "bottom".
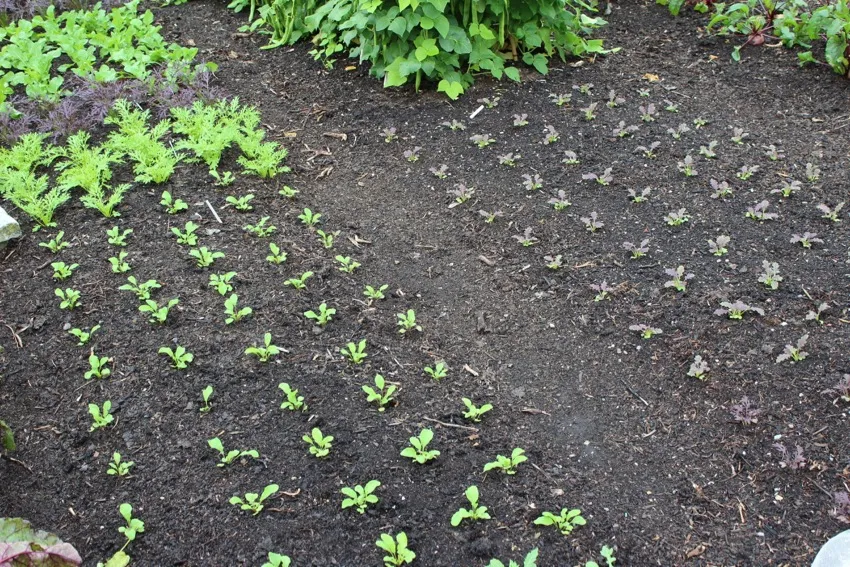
[
  {"left": 424, "top": 361, "right": 448, "bottom": 380},
  {"left": 396, "top": 309, "right": 422, "bottom": 334},
  {"left": 400, "top": 428, "right": 439, "bottom": 464},
  {"left": 279, "top": 382, "right": 306, "bottom": 412},
  {"left": 209, "top": 272, "right": 237, "bottom": 295},
  {"left": 534, "top": 507, "right": 586, "bottom": 536},
  {"left": 316, "top": 229, "right": 339, "bottom": 248},
  {"left": 208, "top": 437, "right": 259, "bottom": 467},
  {"left": 488, "top": 548, "right": 539, "bottom": 567},
  {"left": 462, "top": 398, "right": 493, "bottom": 422},
  {"left": 200, "top": 385, "right": 214, "bottom": 413},
  {"left": 483, "top": 448, "right": 527, "bottom": 475},
  {"left": 171, "top": 221, "right": 200, "bottom": 246},
  {"left": 363, "top": 374, "right": 397, "bottom": 412},
  {"left": 818, "top": 202, "right": 845, "bottom": 222},
  {"left": 279, "top": 185, "right": 299, "bottom": 198},
  {"left": 629, "top": 324, "right": 662, "bottom": 339},
  {"left": 118, "top": 502, "right": 145, "bottom": 545},
  {"left": 55, "top": 288, "right": 81, "bottom": 309},
  {"left": 189, "top": 246, "right": 225, "bottom": 267},
  {"left": 226, "top": 193, "right": 254, "bottom": 211},
  {"left": 687, "top": 355, "right": 710, "bottom": 380},
  {"left": 158, "top": 345, "right": 194, "bottom": 369},
  {"left": 340, "top": 339, "right": 367, "bottom": 364},
  {"left": 160, "top": 191, "right": 188, "bottom": 214},
  {"left": 238, "top": 140, "right": 290, "bottom": 178},
  {"left": 84, "top": 351, "right": 111, "bottom": 380},
  {"left": 758, "top": 260, "right": 782, "bottom": 290},
  {"left": 229, "top": 484, "right": 279, "bottom": 515},
  {"left": 107, "top": 452, "right": 134, "bottom": 477},
  {"left": 298, "top": 207, "right": 322, "bottom": 227},
  {"left": 451, "top": 485, "right": 491, "bottom": 526},
  {"left": 69, "top": 324, "right": 101, "bottom": 346},
  {"left": 586, "top": 545, "right": 617, "bottom": 567},
  {"left": 376, "top": 532, "right": 416, "bottom": 567},
  {"left": 38, "top": 231, "right": 70, "bottom": 253},
  {"left": 664, "top": 208, "right": 690, "bottom": 226},
  {"left": 303, "top": 427, "right": 333, "bottom": 458},
  {"left": 714, "top": 300, "right": 764, "bottom": 320},
  {"left": 284, "top": 271, "right": 313, "bottom": 290},
  {"left": 341, "top": 480, "right": 381, "bottom": 514},
  {"left": 335, "top": 255, "right": 361, "bottom": 273},
  {"left": 51, "top": 261, "right": 78, "bottom": 281},
  {"left": 108, "top": 250, "right": 131, "bottom": 273},
  {"left": 708, "top": 235, "right": 730, "bottom": 256},
  {"left": 364, "top": 284, "right": 389, "bottom": 301},
  {"left": 243, "top": 217, "right": 277, "bottom": 237},
  {"left": 106, "top": 226, "right": 132, "bottom": 247},
  {"left": 224, "top": 294, "right": 252, "bottom": 324},
  {"left": 89, "top": 400, "right": 114, "bottom": 431},
  {"left": 304, "top": 303, "right": 336, "bottom": 327},
  {"left": 118, "top": 276, "right": 161, "bottom": 301},
  {"left": 777, "top": 334, "right": 809, "bottom": 363},
  {"left": 245, "top": 332, "right": 282, "bottom": 362},
  {"left": 261, "top": 552, "right": 292, "bottom": 567},
  {"left": 1, "top": 420, "right": 15, "bottom": 453},
  {"left": 139, "top": 298, "right": 179, "bottom": 324},
  {"left": 663, "top": 265, "right": 694, "bottom": 292},
  {"left": 266, "top": 243, "right": 288, "bottom": 264}
]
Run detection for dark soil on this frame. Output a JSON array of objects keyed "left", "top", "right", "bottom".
[{"left": 2, "top": 1, "right": 850, "bottom": 566}]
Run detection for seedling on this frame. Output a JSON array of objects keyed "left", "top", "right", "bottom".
[
  {"left": 547, "top": 190, "right": 571, "bottom": 211},
  {"left": 55, "top": 288, "right": 81, "bottom": 310},
  {"left": 512, "top": 114, "right": 529, "bottom": 127},
  {"left": 316, "top": 229, "right": 339, "bottom": 248},
  {"left": 522, "top": 173, "right": 543, "bottom": 191},
  {"left": 635, "top": 141, "right": 660, "bottom": 159},
  {"left": 562, "top": 150, "right": 580, "bottom": 165},
  {"left": 817, "top": 202, "right": 844, "bottom": 222},
  {"left": 677, "top": 155, "right": 697, "bottom": 177},
  {"left": 693, "top": 117, "right": 708, "bottom": 128},
  {"left": 39, "top": 231, "right": 70, "bottom": 253},
  {"left": 606, "top": 90, "right": 625, "bottom": 107},
  {"left": 763, "top": 144, "right": 784, "bottom": 161},
  {"left": 279, "top": 383, "right": 307, "bottom": 411},
  {"left": 244, "top": 217, "right": 277, "bottom": 237},
  {"left": 664, "top": 208, "right": 690, "bottom": 226},
  {"left": 230, "top": 484, "right": 278, "bottom": 515},
  {"left": 545, "top": 255, "right": 563, "bottom": 270},
  {"left": 550, "top": 93, "right": 572, "bottom": 106},
  {"left": 262, "top": 552, "right": 292, "bottom": 567},
  {"left": 298, "top": 208, "right": 322, "bottom": 227},
  {"left": 51, "top": 261, "right": 78, "bottom": 281},
  {"left": 364, "top": 284, "right": 389, "bottom": 300},
  {"left": 664, "top": 100, "right": 679, "bottom": 112},
  {"left": 613, "top": 121, "right": 638, "bottom": 138},
  {"left": 200, "top": 385, "right": 214, "bottom": 413},
  {"left": 107, "top": 452, "right": 134, "bottom": 477},
  {"left": 106, "top": 226, "right": 132, "bottom": 247},
  {"left": 623, "top": 239, "right": 650, "bottom": 259},
  {"left": 158, "top": 345, "right": 193, "bottom": 369},
  {"left": 483, "top": 448, "right": 527, "bottom": 475},
  {"left": 639, "top": 103, "right": 657, "bottom": 122},
  {"left": 279, "top": 185, "right": 299, "bottom": 198},
  {"left": 171, "top": 221, "right": 200, "bottom": 246},
  {"left": 382, "top": 127, "right": 397, "bottom": 142},
  {"left": 118, "top": 503, "right": 144, "bottom": 543},
  {"left": 376, "top": 532, "right": 416, "bottom": 567},
  {"left": 543, "top": 125, "right": 559, "bottom": 144},
  {"left": 745, "top": 200, "right": 778, "bottom": 221},
  {"left": 341, "top": 480, "right": 381, "bottom": 514},
  {"left": 730, "top": 127, "right": 749, "bottom": 144},
  {"left": 774, "top": 443, "right": 806, "bottom": 470},
  {"left": 709, "top": 179, "right": 733, "bottom": 199},
  {"left": 226, "top": 194, "right": 254, "bottom": 211},
  {"left": 208, "top": 437, "right": 259, "bottom": 467},
  {"left": 224, "top": 294, "right": 252, "bottom": 324},
  {"left": 363, "top": 374, "right": 397, "bottom": 411},
  {"left": 757, "top": 260, "right": 782, "bottom": 290},
  {"left": 303, "top": 427, "right": 333, "bottom": 458},
  {"left": 730, "top": 396, "right": 762, "bottom": 425},
  {"left": 708, "top": 235, "right": 730, "bottom": 256},
  {"left": 534, "top": 508, "right": 586, "bottom": 536},
  {"left": 160, "top": 191, "right": 188, "bottom": 214},
  {"left": 687, "top": 355, "right": 710, "bottom": 380},
  {"left": 580, "top": 102, "right": 598, "bottom": 121},
  {"left": 667, "top": 123, "right": 690, "bottom": 140},
  {"left": 580, "top": 212, "right": 604, "bottom": 233},
  {"left": 776, "top": 334, "right": 809, "bottom": 363},
  {"left": 189, "top": 246, "right": 225, "bottom": 267},
  {"left": 118, "top": 276, "right": 161, "bottom": 301},
  {"left": 448, "top": 184, "right": 475, "bottom": 205},
  {"left": 581, "top": 168, "right": 613, "bottom": 186},
  {"left": 629, "top": 324, "right": 662, "bottom": 339},
  {"left": 305, "top": 303, "right": 336, "bottom": 327},
  {"left": 590, "top": 281, "right": 614, "bottom": 302},
  {"left": 586, "top": 546, "right": 617, "bottom": 567},
  {"left": 210, "top": 170, "right": 234, "bottom": 186},
  {"left": 664, "top": 265, "right": 694, "bottom": 292},
  {"left": 470, "top": 134, "right": 495, "bottom": 148},
  {"left": 714, "top": 300, "right": 764, "bottom": 319},
  {"left": 479, "top": 210, "right": 505, "bottom": 223},
  {"left": 806, "top": 302, "right": 829, "bottom": 325},
  {"left": 424, "top": 361, "right": 448, "bottom": 380},
  {"left": 246, "top": 333, "right": 282, "bottom": 362},
  {"left": 627, "top": 188, "right": 651, "bottom": 203},
  {"left": 825, "top": 375, "right": 850, "bottom": 403},
  {"left": 341, "top": 339, "right": 367, "bottom": 364},
  {"left": 772, "top": 179, "right": 801, "bottom": 198},
  {"left": 335, "top": 255, "right": 361, "bottom": 273},
  {"left": 209, "top": 272, "right": 237, "bottom": 295},
  {"left": 430, "top": 164, "right": 449, "bottom": 178},
  {"left": 462, "top": 398, "right": 493, "bottom": 422},
  {"left": 89, "top": 400, "right": 114, "bottom": 431},
  {"left": 805, "top": 162, "right": 821, "bottom": 182},
  {"left": 284, "top": 271, "right": 313, "bottom": 290},
  {"left": 403, "top": 147, "right": 421, "bottom": 162},
  {"left": 451, "top": 485, "right": 491, "bottom": 526},
  {"left": 85, "top": 352, "right": 111, "bottom": 379},
  {"left": 513, "top": 227, "right": 538, "bottom": 247},
  {"left": 441, "top": 120, "right": 466, "bottom": 131},
  {"left": 139, "top": 298, "right": 179, "bottom": 324},
  {"left": 400, "top": 428, "right": 439, "bottom": 464},
  {"left": 736, "top": 165, "right": 759, "bottom": 181},
  {"left": 69, "top": 324, "right": 101, "bottom": 346},
  {"left": 488, "top": 548, "right": 539, "bottom": 567}
]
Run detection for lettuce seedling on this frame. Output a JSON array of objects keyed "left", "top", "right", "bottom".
[
  {"left": 534, "top": 508, "right": 586, "bottom": 536},
  {"left": 85, "top": 352, "right": 111, "bottom": 379},
  {"left": 106, "top": 226, "right": 132, "bottom": 247},
  {"left": 664, "top": 266, "right": 694, "bottom": 292},
  {"left": 189, "top": 246, "right": 224, "bottom": 267},
  {"left": 623, "top": 239, "right": 650, "bottom": 259},
  {"left": 483, "top": 448, "right": 527, "bottom": 475},
  {"left": 200, "top": 385, "right": 214, "bottom": 413},
  {"left": 581, "top": 212, "right": 603, "bottom": 232},
  {"left": 117, "top": 503, "right": 144, "bottom": 545},
  {"left": 316, "top": 229, "right": 339, "bottom": 249},
  {"left": 335, "top": 255, "right": 360, "bottom": 273},
  {"left": 246, "top": 333, "right": 282, "bottom": 362},
  {"left": 226, "top": 194, "right": 254, "bottom": 211},
  {"left": 39, "top": 231, "right": 70, "bottom": 253},
  {"left": 0, "top": 517, "right": 82, "bottom": 565},
  {"left": 303, "top": 427, "right": 333, "bottom": 458},
  {"left": 548, "top": 190, "right": 571, "bottom": 211},
  {"left": 582, "top": 168, "right": 613, "bottom": 186},
  {"left": 107, "top": 452, "right": 134, "bottom": 477},
  {"left": 224, "top": 294, "right": 252, "bottom": 324},
  {"left": 208, "top": 437, "right": 259, "bottom": 467},
  {"left": 209, "top": 272, "right": 237, "bottom": 295},
  {"left": 305, "top": 303, "right": 336, "bottom": 327},
  {"left": 243, "top": 217, "right": 277, "bottom": 237},
  {"left": 262, "top": 552, "right": 292, "bottom": 567},
  {"left": 298, "top": 207, "right": 321, "bottom": 227},
  {"left": 52, "top": 261, "right": 78, "bottom": 281},
  {"left": 487, "top": 548, "right": 539, "bottom": 567},
  {"left": 708, "top": 235, "right": 730, "bottom": 256},
  {"left": 424, "top": 361, "right": 448, "bottom": 380},
  {"left": 401, "top": 429, "right": 439, "bottom": 464},
  {"left": 341, "top": 480, "right": 380, "bottom": 514},
  {"left": 341, "top": 339, "right": 367, "bottom": 364},
  {"left": 284, "top": 271, "right": 313, "bottom": 290},
  {"left": 790, "top": 232, "right": 823, "bottom": 248},
  {"left": 364, "top": 284, "right": 389, "bottom": 301},
  {"left": 363, "top": 374, "right": 396, "bottom": 412},
  {"left": 758, "top": 260, "right": 782, "bottom": 290},
  {"left": 56, "top": 288, "right": 81, "bottom": 309},
  {"left": 376, "top": 532, "right": 416, "bottom": 567},
  {"left": 776, "top": 334, "right": 809, "bottom": 363},
  {"left": 160, "top": 191, "right": 188, "bottom": 214},
  {"left": 629, "top": 324, "right": 662, "bottom": 339},
  {"left": 230, "top": 484, "right": 278, "bottom": 515},
  {"left": 69, "top": 324, "right": 101, "bottom": 346},
  {"left": 687, "top": 355, "right": 710, "bottom": 380},
  {"left": 451, "top": 485, "right": 490, "bottom": 526},
  {"left": 714, "top": 300, "right": 764, "bottom": 319},
  {"left": 159, "top": 345, "right": 193, "bottom": 369},
  {"left": 89, "top": 400, "right": 114, "bottom": 431},
  {"left": 513, "top": 227, "right": 538, "bottom": 247},
  {"left": 279, "top": 383, "right": 306, "bottom": 411},
  {"left": 139, "top": 298, "right": 178, "bottom": 324},
  {"left": 118, "top": 276, "right": 161, "bottom": 300},
  {"left": 171, "top": 221, "right": 200, "bottom": 246},
  {"left": 817, "top": 202, "right": 844, "bottom": 222},
  {"left": 462, "top": 398, "right": 493, "bottom": 422},
  {"left": 265, "top": 243, "right": 288, "bottom": 264},
  {"left": 397, "top": 309, "right": 421, "bottom": 334},
  {"left": 108, "top": 251, "right": 131, "bottom": 273},
  {"left": 586, "top": 545, "right": 617, "bottom": 567}
]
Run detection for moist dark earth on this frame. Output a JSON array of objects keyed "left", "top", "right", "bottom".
[{"left": 2, "top": 1, "right": 850, "bottom": 565}]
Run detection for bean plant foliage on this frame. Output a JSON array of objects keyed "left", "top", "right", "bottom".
[{"left": 230, "top": 0, "right": 611, "bottom": 98}]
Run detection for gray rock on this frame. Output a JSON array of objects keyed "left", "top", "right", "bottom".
[
  {"left": 812, "top": 529, "right": 850, "bottom": 567},
  {"left": 0, "top": 206, "right": 21, "bottom": 247}
]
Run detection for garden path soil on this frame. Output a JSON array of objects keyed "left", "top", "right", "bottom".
[{"left": 2, "top": 1, "right": 850, "bottom": 566}]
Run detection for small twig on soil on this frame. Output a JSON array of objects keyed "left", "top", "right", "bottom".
[
  {"left": 280, "top": 488, "right": 300, "bottom": 497},
  {"left": 205, "top": 200, "right": 222, "bottom": 224},
  {"left": 2, "top": 455, "right": 32, "bottom": 472},
  {"left": 620, "top": 378, "right": 649, "bottom": 406},
  {"left": 531, "top": 463, "right": 558, "bottom": 484},
  {"left": 422, "top": 417, "right": 478, "bottom": 432},
  {"left": 521, "top": 407, "right": 551, "bottom": 416},
  {"left": 805, "top": 476, "right": 834, "bottom": 498}
]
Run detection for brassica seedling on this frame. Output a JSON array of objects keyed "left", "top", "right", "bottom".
[
  {"left": 664, "top": 265, "right": 694, "bottom": 292},
  {"left": 284, "top": 271, "right": 313, "bottom": 290},
  {"left": 483, "top": 448, "right": 527, "bottom": 475},
  {"left": 305, "top": 303, "right": 336, "bottom": 327},
  {"left": 687, "top": 355, "right": 710, "bottom": 380},
  {"left": 364, "top": 284, "right": 389, "bottom": 301},
  {"left": 246, "top": 332, "right": 282, "bottom": 362},
  {"left": 462, "top": 398, "right": 492, "bottom": 422},
  {"left": 534, "top": 508, "right": 586, "bottom": 536},
  {"left": 139, "top": 298, "right": 179, "bottom": 324},
  {"left": 340, "top": 339, "right": 367, "bottom": 364},
  {"left": 562, "top": 150, "right": 580, "bottom": 165},
  {"left": 513, "top": 227, "right": 538, "bottom": 247},
  {"left": 279, "top": 382, "right": 306, "bottom": 411},
  {"left": 209, "top": 272, "right": 236, "bottom": 295},
  {"left": 548, "top": 190, "right": 571, "bottom": 211},
  {"left": 363, "top": 374, "right": 396, "bottom": 411},
  {"left": 159, "top": 345, "right": 193, "bottom": 369},
  {"left": 230, "top": 484, "right": 278, "bottom": 515},
  {"left": 580, "top": 212, "right": 603, "bottom": 232},
  {"left": 89, "top": 400, "right": 114, "bottom": 431},
  {"left": 298, "top": 208, "right": 322, "bottom": 227},
  {"left": 316, "top": 229, "right": 339, "bottom": 248},
  {"left": 69, "top": 324, "right": 101, "bottom": 345},
  {"left": 107, "top": 452, "right": 133, "bottom": 477},
  {"left": 451, "top": 485, "right": 490, "bottom": 526},
  {"left": 55, "top": 288, "right": 81, "bottom": 309},
  {"left": 776, "top": 334, "right": 809, "bottom": 363},
  {"left": 582, "top": 168, "right": 612, "bottom": 186},
  {"left": 200, "top": 385, "right": 214, "bottom": 413},
  {"left": 171, "top": 221, "right": 200, "bottom": 246},
  {"left": 817, "top": 202, "right": 844, "bottom": 222},
  {"left": 39, "top": 231, "right": 70, "bottom": 253},
  {"left": 401, "top": 428, "right": 439, "bottom": 464},
  {"left": 303, "top": 427, "right": 333, "bottom": 458},
  {"left": 108, "top": 250, "right": 131, "bottom": 273},
  {"left": 335, "top": 255, "right": 360, "bottom": 273},
  {"left": 714, "top": 300, "right": 764, "bottom": 319},
  {"left": 160, "top": 191, "right": 188, "bottom": 214},
  {"left": 664, "top": 208, "right": 690, "bottom": 226},
  {"left": 224, "top": 294, "right": 252, "bottom": 324},
  {"left": 629, "top": 324, "right": 662, "bottom": 339},
  {"left": 397, "top": 309, "right": 421, "bottom": 334},
  {"left": 118, "top": 275, "right": 161, "bottom": 300},
  {"left": 208, "top": 437, "right": 259, "bottom": 467},
  {"left": 790, "top": 232, "right": 823, "bottom": 248},
  {"left": 757, "top": 260, "right": 782, "bottom": 290},
  {"left": 85, "top": 351, "right": 111, "bottom": 379},
  {"left": 189, "top": 246, "right": 225, "bottom": 267},
  {"left": 106, "top": 226, "right": 132, "bottom": 247},
  {"left": 487, "top": 548, "right": 539, "bottom": 567},
  {"left": 51, "top": 261, "right": 78, "bottom": 281},
  {"left": 243, "top": 216, "right": 276, "bottom": 237},
  {"left": 708, "top": 235, "right": 730, "bottom": 256},
  {"left": 118, "top": 503, "right": 144, "bottom": 543},
  {"left": 623, "top": 239, "right": 650, "bottom": 259},
  {"left": 341, "top": 480, "right": 380, "bottom": 514},
  {"left": 424, "top": 361, "right": 448, "bottom": 380},
  {"left": 376, "top": 532, "right": 416, "bottom": 567},
  {"left": 677, "top": 155, "right": 697, "bottom": 177}
]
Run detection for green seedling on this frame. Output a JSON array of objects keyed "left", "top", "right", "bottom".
[
  {"left": 171, "top": 221, "right": 200, "bottom": 246},
  {"left": 189, "top": 246, "right": 225, "bottom": 267},
  {"left": 758, "top": 260, "right": 782, "bottom": 290},
  {"left": 279, "top": 383, "right": 306, "bottom": 412},
  {"left": 400, "top": 428, "right": 439, "bottom": 464},
  {"left": 85, "top": 352, "right": 111, "bottom": 379},
  {"left": 714, "top": 300, "right": 764, "bottom": 320},
  {"left": 664, "top": 208, "right": 690, "bottom": 226},
  {"left": 663, "top": 265, "right": 693, "bottom": 292},
  {"left": 534, "top": 508, "right": 586, "bottom": 536},
  {"left": 629, "top": 324, "right": 662, "bottom": 339},
  {"left": 487, "top": 548, "right": 539, "bottom": 567},
  {"left": 224, "top": 294, "right": 252, "bottom": 324},
  {"left": 376, "top": 532, "right": 416, "bottom": 567},
  {"left": 483, "top": 448, "right": 527, "bottom": 475},
  {"left": 266, "top": 243, "right": 288, "bottom": 264},
  {"left": 139, "top": 298, "right": 179, "bottom": 324},
  {"left": 89, "top": 400, "right": 114, "bottom": 432},
  {"left": 262, "top": 552, "right": 292, "bottom": 567},
  {"left": 316, "top": 229, "right": 339, "bottom": 248},
  {"left": 806, "top": 302, "right": 830, "bottom": 325},
  {"left": 462, "top": 398, "right": 493, "bottom": 422},
  {"left": 396, "top": 309, "right": 422, "bottom": 334},
  {"left": 363, "top": 374, "right": 396, "bottom": 411},
  {"left": 677, "top": 156, "right": 697, "bottom": 177},
  {"left": 298, "top": 207, "right": 322, "bottom": 227},
  {"left": 470, "top": 134, "right": 495, "bottom": 148},
  {"left": 0, "top": 420, "right": 14, "bottom": 453},
  {"left": 238, "top": 141, "right": 290, "bottom": 178},
  {"left": 160, "top": 191, "right": 188, "bottom": 214},
  {"left": 777, "top": 334, "right": 809, "bottom": 364},
  {"left": 442, "top": 119, "right": 466, "bottom": 130},
  {"left": 737, "top": 165, "right": 759, "bottom": 181},
  {"left": 68, "top": 324, "right": 101, "bottom": 346},
  {"left": 341, "top": 480, "right": 381, "bottom": 514},
  {"left": 106, "top": 226, "right": 132, "bottom": 247},
  {"left": 243, "top": 216, "right": 277, "bottom": 237},
  {"left": 451, "top": 485, "right": 491, "bottom": 526},
  {"left": 364, "top": 284, "right": 389, "bottom": 301},
  {"left": 335, "top": 255, "right": 360, "bottom": 273},
  {"left": 545, "top": 255, "right": 563, "bottom": 270},
  {"left": 39, "top": 231, "right": 70, "bottom": 253},
  {"left": 209, "top": 272, "right": 237, "bottom": 295},
  {"left": 118, "top": 503, "right": 145, "bottom": 544},
  {"left": 200, "top": 385, "right": 214, "bottom": 413},
  {"left": 284, "top": 271, "right": 313, "bottom": 290},
  {"left": 818, "top": 202, "right": 845, "bottom": 222},
  {"left": 118, "top": 276, "right": 161, "bottom": 300},
  {"left": 230, "top": 484, "right": 278, "bottom": 515},
  {"left": 581, "top": 102, "right": 598, "bottom": 121},
  {"left": 158, "top": 345, "right": 194, "bottom": 369},
  {"left": 109, "top": 250, "right": 131, "bottom": 273},
  {"left": 341, "top": 339, "right": 367, "bottom": 364},
  {"left": 51, "top": 261, "right": 79, "bottom": 281},
  {"left": 424, "top": 362, "right": 448, "bottom": 380},
  {"left": 226, "top": 193, "right": 254, "bottom": 211},
  {"left": 55, "top": 288, "right": 81, "bottom": 310},
  {"left": 245, "top": 332, "right": 282, "bottom": 362},
  {"left": 303, "top": 427, "right": 333, "bottom": 458},
  {"left": 210, "top": 170, "right": 235, "bottom": 186},
  {"left": 107, "top": 452, "right": 134, "bottom": 477},
  {"left": 383, "top": 127, "right": 398, "bottom": 142},
  {"left": 586, "top": 545, "right": 617, "bottom": 567},
  {"left": 304, "top": 303, "right": 336, "bottom": 327},
  {"left": 279, "top": 185, "right": 299, "bottom": 198},
  {"left": 208, "top": 437, "right": 259, "bottom": 467},
  {"left": 708, "top": 235, "right": 730, "bottom": 256}
]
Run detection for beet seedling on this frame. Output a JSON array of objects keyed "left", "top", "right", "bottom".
[
  {"left": 470, "top": 134, "right": 495, "bottom": 148},
  {"left": 544, "top": 255, "right": 563, "bottom": 270},
  {"left": 171, "top": 221, "right": 199, "bottom": 246},
  {"left": 224, "top": 294, "right": 252, "bottom": 324},
  {"left": 582, "top": 168, "right": 613, "bottom": 186},
  {"left": 106, "top": 226, "right": 132, "bottom": 247},
  {"left": 341, "top": 480, "right": 381, "bottom": 514},
  {"left": 118, "top": 276, "right": 160, "bottom": 301},
  {"left": 714, "top": 300, "right": 764, "bottom": 319},
  {"left": 462, "top": 398, "right": 492, "bottom": 422},
  {"left": 109, "top": 251, "right": 131, "bottom": 273},
  {"left": 303, "top": 427, "right": 333, "bottom": 458},
  {"left": 85, "top": 352, "right": 111, "bottom": 380},
  {"left": 39, "top": 231, "right": 70, "bottom": 253},
  {"left": 776, "top": 334, "right": 809, "bottom": 363},
  {"left": 806, "top": 302, "right": 829, "bottom": 325},
  {"left": 623, "top": 239, "right": 650, "bottom": 259},
  {"left": 279, "top": 382, "right": 307, "bottom": 411},
  {"left": 548, "top": 190, "right": 571, "bottom": 211},
  {"left": 667, "top": 123, "right": 690, "bottom": 140},
  {"left": 376, "top": 532, "right": 416, "bottom": 567},
  {"left": 401, "top": 428, "right": 439, "bottom": 464},
  {"left": 341, "top": 340, "right": 368, "bottom": 364},
  {"left": 230, "top": 484, "right": 278, "bottom": 515},
  {"left": 483, "top": 448, "right": 527, "bottom": 475},
  {"left": 512, "top": 114, "right": 529, "bottom": 127},
  {"left": 89, "top": 400, "right": 114, "bottom": 431},
  {"left": 160, "top": 191, "right": 188, "bottom": 214},
  {"left": 305, "top": 303, "right": 336, "bottom": 327},
  {"left": 708, "top": 235, "right": 730, "bottom": 256},
  {"left": 397, "top": 309, "right": 422, "bottom": 334},
  {"left": 51, "top": 261, "right": 78, "bottom": 281},
  {"left": 757, "top": 260, "right": 782, "bottom": 290},
  {"left": 817, "top": 202, "right": 844, "bottom": 222},
  {"left": 209, "top": 272, "right": 236, "bottom": 295},
  {"left": 363, "top": 374, "right": 396, "bottom": 411},
  {"left": 55, "top": 288, "right": 81, "bottom": 309},
  {"left": 139, "top": 298, "right": 179, "bottom": 324},
  {"left": 284, "top": 271, "right": 313, "bottom": 290},
  {"left": 790, "top": 232, "right": 823, "bottom": 248},
  {"left": 118, "top": 503, "right": 144, "bottom": 544},
  {"left": 630, "top": 324, "right": 662, "bottom": 339},
  {"left": 772, "top": 179, "right": 800, "bottom": 198},
  {"left": 107, "top": 452, "right": 133, "bottom": 477},
  {"left": 424, "top": 361, "right": 448, "bottom": 380},
  {"left": 562, "top": 150, "right": 580, "bottom": 165},
  {"left": 635, "top": 141, "right": 660, "bottom": 159},
  {"left": 403, "top": 147, "right": 421, "bottom": 162},
  {"left": 664, "top": 265, "right": 693, "bottom": 292},
  {"left": 246, "top": 333, "right": 282, "bottom": 362},
  {"left": 189, "top": 246, "right": 225, "bottom": 267},
  {"left": 736, "top": 165, "right": 759, "bottom": 181},
  {"left": 687, "top": 355, "right": 710, "bottom": 380},
  {"left": 159, "top": 345, "right": 193, "bottom": 369},
  {"left": 266, "top": 243, "right": 288, "bottom": 264},
  {"left": 69, "top": 324, "right": 100, "bottom": 346},
  {"left": 208, "top": 437, "right": 259, "bottom": 467},
  {"left": 534, "top": 508, "right": 586, "bottom": 536}
]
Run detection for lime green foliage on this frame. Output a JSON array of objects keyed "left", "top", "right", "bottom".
[
  {"left": 229, "top": 484, "right": 279, "bottom": 515},
  {"left": 488, "top": 548, "right": 539, "bottom": 567},
  {"left": 89, "top": 400, "right": 114, "bottom": 431},
  {"left": 0, "top": 134, "right": 69, "bottom": 227},
  {"left": 534, "top": 507, "right": 586, "bottom": 535},
  {"left": 340, "top": 479, "right": 381, "bottom": 513},
  {"left": 55, "top": 131, "right": 129, "bottom": 217},
  {"left": 105, "top": 100, "right": 183, "bottom": 184},
  {"left": 375, "top": 532, "right": 416, "bottom": 567},
  {"left": 232, "top": 0, "right": 610, "bottom": 99},
  {"left": 0, "top": 419, "right": 15, "bottom": 452}
]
